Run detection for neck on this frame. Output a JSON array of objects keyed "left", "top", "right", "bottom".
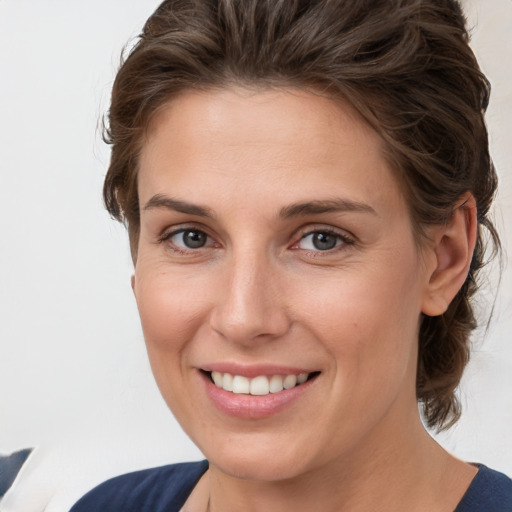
[{"left": 206, "top": 414, "right": 476, "bottom": 512}]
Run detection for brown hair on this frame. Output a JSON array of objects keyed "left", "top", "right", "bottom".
[{"left": 103, "top": 0, "right": 499, "bottom": 430}]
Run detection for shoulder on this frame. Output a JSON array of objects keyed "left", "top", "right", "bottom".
[
  {"left": 69, "top": 460, "right": 209, "bottom": 512},
  {"left": 455, "top": 465, "right": 512, "bottom": 512}
]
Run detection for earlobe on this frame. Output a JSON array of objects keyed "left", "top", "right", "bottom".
[{"left": 421, "top": 193, "right": 477, "bottom": 317}]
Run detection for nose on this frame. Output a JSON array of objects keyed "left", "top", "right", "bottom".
[{"left": 209, "top": 251, "right": 291, "bottom": 345}]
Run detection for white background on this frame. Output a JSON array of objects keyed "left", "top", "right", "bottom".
[{"left": 0, "top": 1, "right": 510, "bottom": 510}]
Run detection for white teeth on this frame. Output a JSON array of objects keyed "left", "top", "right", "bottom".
[
  {"left": 250, "top": 376, "right": 269, "bottom": 395},
  {"left": 269, "top": 375, "right": 284, "bottom": 393},
  {"left": 210, "top": 371, "right": 312, "bottom": 395},
  {"left": 212, "top": 371, "right": 223, "bottom": 387},
  {"left": 283, "top": 375, "right": 297, "bottom": 389},
  {"left": 297, "top": 373, "right": 308, "bottom": 384},
  {"left": 223, "top": 373, "right": 233, "bottom": 392},
  {"left": 283, "top": 374, "right": 297, "bottom": 389},
  {"left": 232, "top": 375, "right": 250, "bottom": 394}
]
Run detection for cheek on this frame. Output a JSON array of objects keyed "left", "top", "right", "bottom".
[
  {"left": 293, "top": 251, "right": 423, "bottom": 375},
  {"left": 134, "top": 265, "right": 208, "bottom": 357},
  {"left": 300, "top": 267, "right": 420, "bottom": 335},
  {"left": 133, "top": 266, "right": 211, "bottom": 416}
]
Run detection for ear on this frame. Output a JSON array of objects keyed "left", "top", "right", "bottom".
[
  {"left": 131, "top": 274, "right": 136, "bottom": 295},
  {"left": 421, "top": 193, "right": 477, "bottom": 317}
]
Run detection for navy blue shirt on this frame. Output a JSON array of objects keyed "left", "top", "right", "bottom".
[{"left": 70, "top": 461, "right": 512, "bottom": 512}]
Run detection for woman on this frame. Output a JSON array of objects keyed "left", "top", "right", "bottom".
[{"left": 70, "top": 0, "right": 512, "bottom": 510}]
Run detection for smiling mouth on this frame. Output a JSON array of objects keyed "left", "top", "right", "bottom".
[{"left": 203, "top": 370, "right": 320, "bottom": 396}]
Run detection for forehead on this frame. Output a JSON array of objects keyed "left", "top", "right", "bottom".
[
  {"left": 143, "top": 86, "right": 380, "bottom": 159},
  {"left": 138, "top": 87, "right": 405, "bottom": 217}
]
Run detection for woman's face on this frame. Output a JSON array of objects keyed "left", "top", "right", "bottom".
[{"left": 134, "top": 88, "right": 436, "bottom": 480}]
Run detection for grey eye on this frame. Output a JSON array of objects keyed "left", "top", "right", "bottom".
[
  {"left": 173, "top": 229, "right": 208, "bottom": 249},
  {"left": 299, "top": 231, "right": 342, "bottom": 251}
]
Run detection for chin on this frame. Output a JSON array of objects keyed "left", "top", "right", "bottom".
[
  {"left": 210, "top": 452, "right": 307, "bottom": 482},
  {"left": 196, "top": 431, "right": 321, "bottom": 482}
]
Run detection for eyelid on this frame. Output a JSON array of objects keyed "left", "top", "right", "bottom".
[
  {"left": 158, "top": 221, "right": 211, "bottom": 240},
  {"left": 156, "top": 222, "right": 354, "bottom": 254},
  {"left": 158, "top": 224, "right": 219, "bottom": 252},
  {"left": 290, "top": 225, "right": 356, "bottom": 251}
]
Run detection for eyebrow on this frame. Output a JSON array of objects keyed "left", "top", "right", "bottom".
[
  {"left": 279, "top": 198, "right": 377, "bottom": 219},
  {"left": 143, "top": 194, "right": 377, "bottom": 219},
  {"left": 143, "top": 194, "right": 214, "bottom": 218}
]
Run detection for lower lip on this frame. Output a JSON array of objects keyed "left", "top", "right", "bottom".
[{"left": 201, "top": 372, "right": 317, "bottom": 419}]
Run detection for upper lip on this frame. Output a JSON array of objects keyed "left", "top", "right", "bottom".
[{"left": 199, "top": 363, "right": 318, "bottom": 379}]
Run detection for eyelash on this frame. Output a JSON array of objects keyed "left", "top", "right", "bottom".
[
  {"left": 157, "top": 225, "right": 355, "bottom": 256},
  {"left": 292, "top": 228, "right": 355, "bottom": 254},
  {"left": 158, "top": 227, "right": 217, "bottom": 254}
]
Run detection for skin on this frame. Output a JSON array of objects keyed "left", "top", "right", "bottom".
[{"left": 133, "top": 87, "right": 477, "bottom": 512}]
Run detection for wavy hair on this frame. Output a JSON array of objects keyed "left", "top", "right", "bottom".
[{"left": 102, "top": 0, "right": 499, "bottom": 430}]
